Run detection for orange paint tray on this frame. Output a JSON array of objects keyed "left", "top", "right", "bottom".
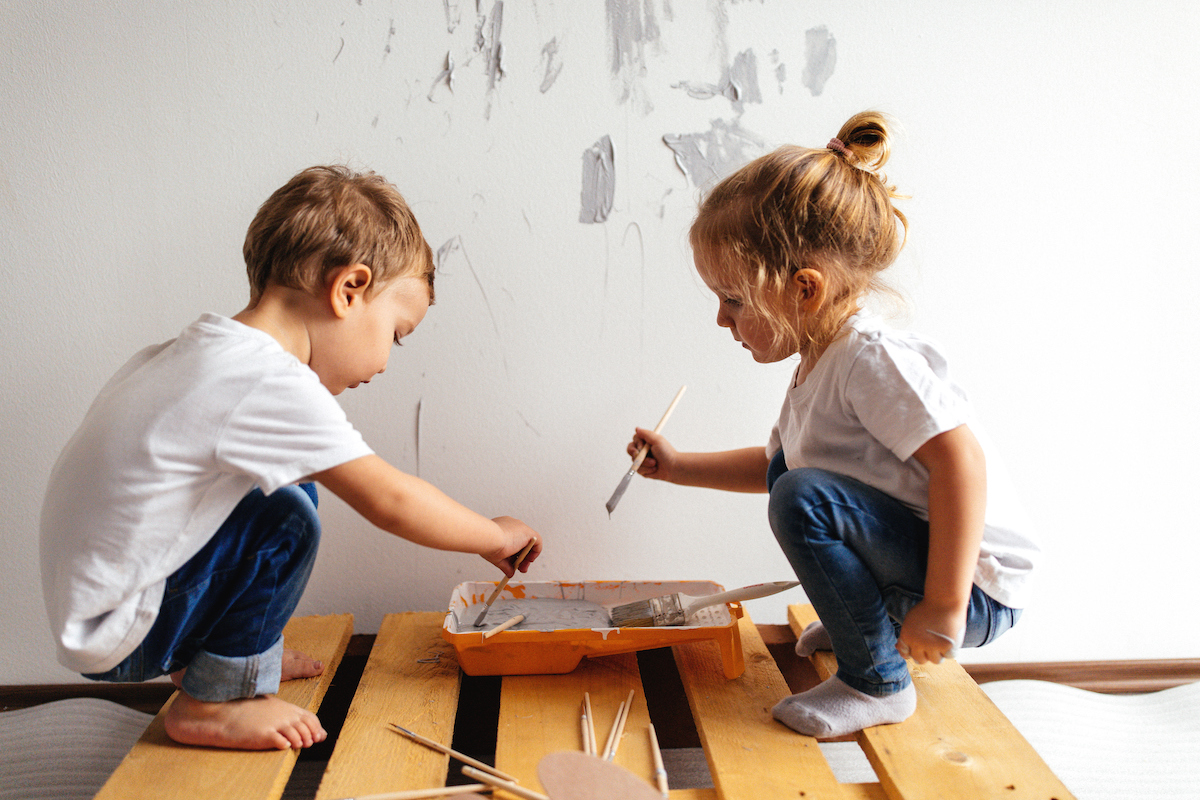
[{"left": 441, "top": 580, "right": 746, "bottom": 678}]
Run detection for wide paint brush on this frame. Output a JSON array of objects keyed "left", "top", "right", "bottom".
[
  {"left": 605, "top": 385, "right": 686, "bottom": 516},
  {"left": 473, "top": 538, "right": 536, "bottom": 627},
  {"left": 608, "top": 581, "right": 799, "bottom": 627}
]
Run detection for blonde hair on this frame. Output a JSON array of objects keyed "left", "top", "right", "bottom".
[
  {"left": 689, "top": 111, "right": 906, "bottom": 359},
  {"left": 243, "top": 165, "right": 435, "bottom": 304}
]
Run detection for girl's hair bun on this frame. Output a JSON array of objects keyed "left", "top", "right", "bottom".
[{"left": 832, "top": 111, "right": 893, "bottom": 172}]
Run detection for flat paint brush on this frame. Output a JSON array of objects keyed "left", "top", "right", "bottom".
[
  {"left": 605, "top": 385, "right": 686, "bottom": 516},
  {"left": 608, "top": 581, "right": 799, "bottom": 627},
  {"left": 473, "top": 538, "right": 536, "bottom": 627}
]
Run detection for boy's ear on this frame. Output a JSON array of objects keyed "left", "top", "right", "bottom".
[
  {"left": 792, "top": 268, "right": 826, "bottom": 312},
  {"left": 328, "top": 264, "right": 374, "bottom": 318}
]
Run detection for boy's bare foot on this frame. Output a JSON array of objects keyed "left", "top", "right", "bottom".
[{"left": 164, "top": 691, "right": 327, "bottom": 750}]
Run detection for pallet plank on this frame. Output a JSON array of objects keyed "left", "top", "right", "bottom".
[
  {"left": 495, "top": 652, "right": 656, "bottom": 793},
  {"left": 315, "top": 612, "right": 462, "bottom": 800},
  {"left": 787, "top": 604, "right": 1076, "bottom": 800},
  {"left": 95, "top": 613, "right": 353, "bottom": 800},
  {"left": 673, "top": 612, "right": 876, "bottom": 800}
]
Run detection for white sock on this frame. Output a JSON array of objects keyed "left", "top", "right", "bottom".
[
  {"left": 772, "top": 676, "right": 917, "bottom": 738},
  {"left": 794, "top": 621, "right": 833, "bottom": 658}
]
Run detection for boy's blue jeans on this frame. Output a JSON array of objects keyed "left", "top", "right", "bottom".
[
  {"left": 84, "top": 483, "right": 320, "bottom": 702},
  {"left": 767, "top": 453, "right": 1019, "bottom": 698}
]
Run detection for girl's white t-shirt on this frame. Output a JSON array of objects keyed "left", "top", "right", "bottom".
[
  {"left": 767, "top": 312, "right": 1039, "bottom": 609},
  {"left": 40, "top": 314, "right": 374, "bottom": 674}
]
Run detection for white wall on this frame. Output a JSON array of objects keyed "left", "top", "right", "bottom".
[{"left": 2, "top": 1, "right": 1198, "bottom": 685}]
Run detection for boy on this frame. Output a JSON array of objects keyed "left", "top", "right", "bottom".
[{"left": 39, "top": 166, "right": 542, "bottom": 750}]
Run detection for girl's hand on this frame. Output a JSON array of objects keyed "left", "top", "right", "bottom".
[
  {"left": 896, "top": 599, "right": 965, "bottom": 664},
  {"left": 627, "top": 427, "right": 679, "bottom": 481},
  {"left": 485, "top": 517, "right": 542, "bottom": 578}
]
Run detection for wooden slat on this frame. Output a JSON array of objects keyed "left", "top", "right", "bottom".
[
  {"left": 315, "top": 612, "right": 462, "bottom": 799},
  {"left": 787, "top": 604, "right": 1077, "bottom": 800},
  {"left": 96, "top": 613, "right": 353, "bottom": 800},
  {"left": 495, "top": 652, "right": 656, "bottom": 793},
  {"left": 673, "top": 612, "right": 884, "bottom": 800}
]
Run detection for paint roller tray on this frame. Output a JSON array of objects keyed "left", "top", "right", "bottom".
[{"left": 442, "top": 580, "right": 746, "bottom": 678}]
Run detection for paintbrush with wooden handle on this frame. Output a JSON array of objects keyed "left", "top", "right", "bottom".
[
  {"left": 473, "top": 538, "right": 536, "bottom": 627},
  {"left": 608, "top": 581, "right": 799, "bottom": 627},
  {"left": 605, "top": 385, "right": 686, "bottom": 516}
]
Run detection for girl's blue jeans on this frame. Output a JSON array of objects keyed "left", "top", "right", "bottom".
[
  {"left": 767, "top": 452, "right": 1019, "bottom": 698},
  {"left": 84, "top": 483, "right": 321, "bottom": 702}
]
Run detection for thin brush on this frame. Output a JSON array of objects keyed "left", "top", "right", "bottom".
[
  {"left": 473, "top": 538, "right": 536, "bottom": 627},
  {"left": 648, "top": 723, "right": 668, "bottom": 797},
  {"left": 388, "top": 724, "right": 519, "bottom": 784},
  {"left": 608, "top": 581, "right": 799, "bottom": 628},
  {"left": 605, "top": 386, "right": 686, "bottom": 516}
]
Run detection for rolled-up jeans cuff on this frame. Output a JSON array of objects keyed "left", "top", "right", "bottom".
[{"left": 180, "top": 636, "right": 283, "bottom": 702}]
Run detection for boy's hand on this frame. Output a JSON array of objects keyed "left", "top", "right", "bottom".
[
  {"left": 896, "top": 599, "right": 966, "bottom": 664},
  {"left": 628, "top": 427, "right": 679, "bottom": 481},
  {"left": 486, "top": 517, "right": 542, "bottom": 577}
]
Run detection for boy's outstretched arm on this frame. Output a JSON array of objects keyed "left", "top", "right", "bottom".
[
  {"left": 309, "top": 455, "right": 541, "bottom": 575},
  {"left": 901, "top": 424, "right": 986, "bottom": 663},
  {"left": 629, "top": 427, "right": 770, "bottom": 493}
]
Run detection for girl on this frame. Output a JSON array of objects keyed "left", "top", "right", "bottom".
[{"left": 628, "top": 112, "right": 1039, "bottom": 738}]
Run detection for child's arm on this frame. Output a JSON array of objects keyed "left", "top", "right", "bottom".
[
  {"left": 628, "top": 427, "right": 770, "bottom": 493},
  {"left": 900, "top": 424, "right": 986, "bottom": 663},
  {"left": 309, "top": 455, "right": 541, "bottom": 576}
]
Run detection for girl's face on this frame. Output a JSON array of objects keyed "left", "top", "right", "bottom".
[{"left": 695, "top": 254, "right": 796, "bottom": 364}]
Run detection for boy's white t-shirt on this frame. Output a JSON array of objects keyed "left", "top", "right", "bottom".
[
  {"left": 40, "top": 313, "right": 374, "bottom": 674},
  {"left": 767, "top": 312, "right": 1039, "bottom": 609}
]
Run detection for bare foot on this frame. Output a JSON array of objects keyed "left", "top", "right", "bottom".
[
  {"left": 281, "top": 648, "right": 324, "bottom": 681},
  {"left": 164, "top": 691, "right": 327, "bottom": 750},
  {"left": 167, "top": 647, "right": 322, "bottom": 690}
]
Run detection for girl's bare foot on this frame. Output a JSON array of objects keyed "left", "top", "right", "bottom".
[
  {"left": 281, "top": 648, "right": 324, "bottom": 681},
  {"left": 164, "top": 691, "right": 327, "bottom": 750}
]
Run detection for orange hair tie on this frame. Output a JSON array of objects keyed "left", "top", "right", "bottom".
[{"left": 827, "top": 137, "right": 851, "bottom": 158}]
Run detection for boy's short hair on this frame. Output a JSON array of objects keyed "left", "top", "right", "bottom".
[{"left": 243, "top": 165, "right": 435, "bottom": 303}]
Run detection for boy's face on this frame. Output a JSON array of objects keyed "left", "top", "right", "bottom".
[{"left": 310, "top": 275, "right": 430, "bottom": 395}]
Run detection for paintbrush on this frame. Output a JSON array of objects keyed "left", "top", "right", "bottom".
[
  {"left": 605, "top": 385, "right": 686, "bottom": 516},
  {"left": 473, "top": 538, "right": 536, "bottom": 627},
  {"left": 608, "top": 581, "right": 799, "bottom": 628}
]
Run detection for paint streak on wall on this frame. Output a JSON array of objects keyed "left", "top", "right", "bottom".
[
  {"left": 663, "top": 119, "right": 765, "bottom": 189},
  {"left": 443, "top": 0, "right": 462, "bottom": 34},
  {"left": 478, "top": 2, "right": 506, "bottom": 118},
  {"left": 436, "top": 235, "right": 508, "bottom": 372},
  {"left": 770, "top": 49, "right": 786, "bottom": 94},
  {"left": 539, "top": 37, "right": 563, "bottom": 93},
  {"left": 428, "top": 52, "right": 455, "bottom": 101},
  {"left": 580, "top": 135, "right": 615, "bottom": 224},
  {"left": 606, "top": 0, "right": 662, "bottom": 114},
  {"left": 673, "top": 49, "right": 762, "bottom": 113},
  {"left": 802, "top": 25, "right": 836, "bottom": 96}
]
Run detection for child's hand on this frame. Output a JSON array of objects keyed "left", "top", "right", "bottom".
[
  {"left": 486, "top": 517, "right": 542, "bottom": 577},
  {"left": 896, "top": 600, "right": 965, "bottom": 664},
  {"left": 627, "top": 427, "right": 679, "bottom": 481}
]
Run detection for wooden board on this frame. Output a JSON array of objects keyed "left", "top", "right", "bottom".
[
  {"left": 673, "top": 613, "right": 884, "bottom": 800},
  {"left": 315, "top": 612, "right": 463, "bottom": 799},
  {"left": 95, "top": 613, "right": 353, "bottom": 800},
  {"left": 787, "top": 604, "right": 1077, "bottom": 800},
  {"left": 494, "top": 652, "right": 655, "bottom": 793}
]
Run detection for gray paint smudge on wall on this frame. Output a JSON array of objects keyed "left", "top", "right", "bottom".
[
  {"left": 539, "top": 37, "right": 563, "bottom": 93},
  {"left": 606, "top": 0, "right": 662, "bottom": 114},
  {"left": 428, "top": 52, "right": 455, "bottom": 101},
  {"left": 673, "top": 49, "right": 762, "bottom": 112},
  {"left": 477, "top": 2, "right": 505, "bottom": 118},
  {"left": 443, "top": 0, "right": 462, "bottom": 33},
  {"left": 580, "top": 135, "right": 615, "bottom": 224},
  {"left": 663, "top": 119, "right": 765, "bottom": 189},
  {"left": 802, "top": 25, "right": 836, "bottom": 96}
]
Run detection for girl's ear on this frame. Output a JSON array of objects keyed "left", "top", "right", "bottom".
[
  {"left": 792, "top": 268, "right": 826, "bottom": 312},
  {"left": 328, "top": 264, "right": 374, "bottom": 318}
]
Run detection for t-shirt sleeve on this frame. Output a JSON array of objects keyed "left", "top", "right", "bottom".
[
  {"left": 843, "top": 339, "right": 971, "bottom": 463},
  {"left": 215, "top": 365, "right": 374, "bottom": 494}
]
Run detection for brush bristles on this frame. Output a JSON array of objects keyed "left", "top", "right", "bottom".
[
  {"left": 609, "top": 594, "right": 685, "bottom": 627},
  {"left": 607, "top": 600, "right": 655, "bottom": 627}
]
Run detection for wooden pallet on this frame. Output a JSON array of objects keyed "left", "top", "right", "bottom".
[{"left": 97, "top": 606, "right": 1076, "bottom": 800}]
